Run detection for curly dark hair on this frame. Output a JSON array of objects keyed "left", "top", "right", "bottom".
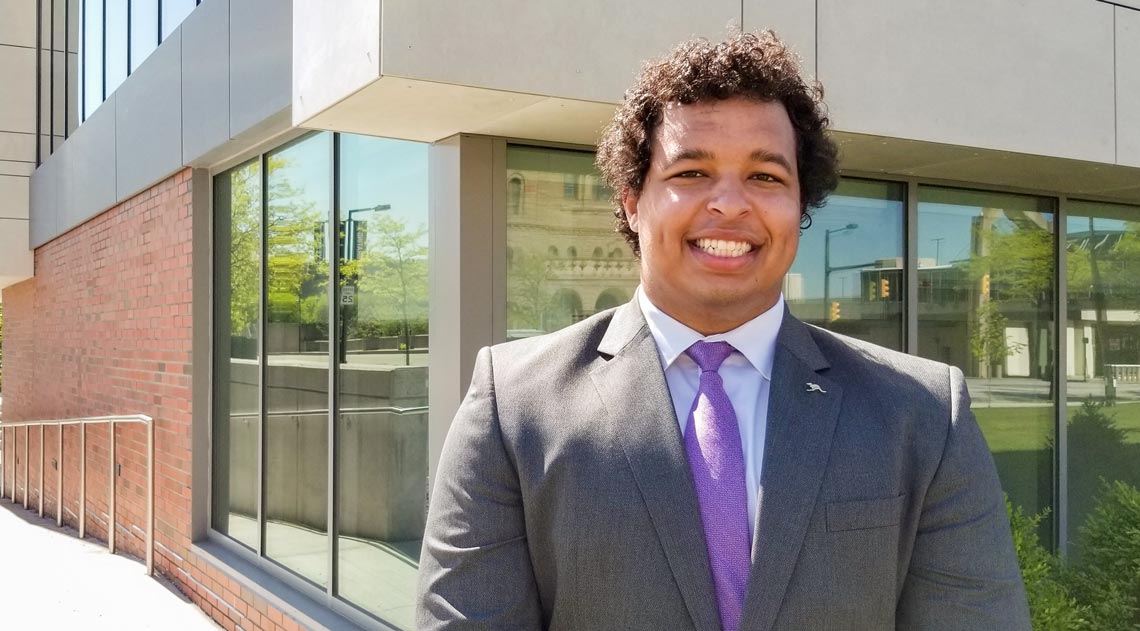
[{"left": 596, "top": 30, "right": 839, "bottom": 256}]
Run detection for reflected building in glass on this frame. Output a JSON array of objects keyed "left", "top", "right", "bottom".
[
  {"left": 505, "top": 146, "right": 639, "bottom": 338},
  {"left": 211, "top": 131, "right": 430, "bottom": 627},
  {"left": 5, "top": 2, "right": 1140, "bottom": 631}
]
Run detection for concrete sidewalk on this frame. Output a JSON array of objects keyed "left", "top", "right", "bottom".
[{"left": 0, "top": 500, "right": 221, "bottom": 630}]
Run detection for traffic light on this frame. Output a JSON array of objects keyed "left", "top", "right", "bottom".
[
  {"left": 880, "top": 278, "right": 890, "bottom": 299},
  {"left": 868, "top": 282, "right": 877, "bottom": 301},
  {"left": 981, "top": 273, "right": 991, "bottom": 296},
  {"left": 829, "top": 301, "right": 841, "bottom": 322}
]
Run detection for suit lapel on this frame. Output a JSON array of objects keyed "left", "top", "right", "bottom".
[
  {"left": 740, "top": 314, "right": 843, "bottom": 631},
  {"left": 589, "top": 300, "right": 721, "bottom": 631}
]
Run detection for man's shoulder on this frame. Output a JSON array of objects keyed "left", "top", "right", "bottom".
[
  {"left": 491, "top": 308, "right": 619, "bottom": 373},
  {"left": 797, "top": 321, "right": 959, "bottom": 402}
]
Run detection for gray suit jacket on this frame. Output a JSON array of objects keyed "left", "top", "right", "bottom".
[{"left": 417, "top": 300, "right": 1030, "bottom": 630}]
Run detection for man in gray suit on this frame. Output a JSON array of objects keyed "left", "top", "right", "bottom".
[{"left": 417, "top": 31, "right": 1030, "bottom": 630}]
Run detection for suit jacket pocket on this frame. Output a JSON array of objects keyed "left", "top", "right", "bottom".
[{"left": 826, "top": 494, "right": 907, "bottom": 532}]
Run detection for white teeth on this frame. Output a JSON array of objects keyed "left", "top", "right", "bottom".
[{"left": 695, "top": 238, "right": 754, "bottom": 258}]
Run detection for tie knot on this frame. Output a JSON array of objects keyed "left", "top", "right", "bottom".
[{"left": 686, "top": 340, "right": 735, "bottom": 373}]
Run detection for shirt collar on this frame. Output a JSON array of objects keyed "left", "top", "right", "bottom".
[{"left": 636, "top": 285, "right": 783, "bottom": 380}]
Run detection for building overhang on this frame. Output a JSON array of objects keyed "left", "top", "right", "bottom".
[{"left": 297, "top": 73, "right": 1140, "bottom": 206}]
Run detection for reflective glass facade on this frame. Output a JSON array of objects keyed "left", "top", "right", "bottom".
[
  {"left": 505, "top": 145, "right": 637, "bottom": 339},
  {"left": 500, "top": 150, "right": 1140, "bottom": 552},
  {"left": 788, "top": 179, "right": 906, "bottom": 350},
  {"left": 212, "top": 131, "right": 430, "bottom": 628},
  {"left": 1064, "top": 200, "right": 1140, "bottom": 557},
  {"left": 917, "top": 186, "right": 1057, "bottom": 543}
]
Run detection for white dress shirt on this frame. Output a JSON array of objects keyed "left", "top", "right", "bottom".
[{"left": 637, "top": 286, "right": 784, "bottom": 538}]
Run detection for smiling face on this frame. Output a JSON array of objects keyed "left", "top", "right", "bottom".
[{"left": 622, "top": 97, "right": 803, "bottom": 335}]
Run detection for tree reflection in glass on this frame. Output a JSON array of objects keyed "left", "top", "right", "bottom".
[
  {"left": 1065, "top": 201, "right": 1140, "bottom": 558},
  {"left": 212, "top": 159, "right": 261, "bottom": 550},
  {"left": 263, "top": 133, "right": 331, "bottom": 586},
  {"left": 336, "top": 135, "right": 429, "bottom": 628},
  {"left": 917, "top": 186, "right": 1056, "bottom": 546}
]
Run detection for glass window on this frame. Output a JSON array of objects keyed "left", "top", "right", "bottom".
[
  {"left": 160, "top": 0, "right": 195, "bottom": 39},
  {"left": 211, "top": 159, "right": 262, "bottom": 550},
  {"left": 264, "top": 133, "right": 332, "bottom": 586},
  {"left": 130, "top": 0, "right": 158, "bottom": 73},
  {"left": 787, "top": 178, "right": 906, "bottom": 350},
  {"left": 335, "top": 135, "right": 430, "bottom": 627},
  {"left": 81, "top": 0, "right": 104, "bottom": 119},
  {"left": 505, "top": 146, "right": 636, "bottom": 340},
  {"left": 918, "top": 186, "right": 1056, "bottom": 544},
  {"left": 104, "top": 0, "right": 128, "bottom": 96},
  {"left": 1064, "top": 200, "right": 1140, "bottom": 557}
]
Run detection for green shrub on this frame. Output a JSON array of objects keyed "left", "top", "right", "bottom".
[
  {"left": 1007, "top": 498, "right": 1089, "bottom": 630},
  {"left": 1069, "top": 481, "right": 1140, "bottom": 630}
]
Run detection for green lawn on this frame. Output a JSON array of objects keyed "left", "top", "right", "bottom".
[
  {"left": 973, "top": 401, "right": 1140, "bottom": 452},
  {"left": 972, "top": 401, "right": 1140, "bottom": 549}
]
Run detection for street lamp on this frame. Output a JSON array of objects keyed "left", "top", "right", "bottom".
[
  {"left": 823, "top": 223, "right": 858, "bottom": 323},
  {"left": 930, "top": 237, "right": 945, "bottom": 266},
  {"left": 339, "top": 203, "right": 390, "bottom": 365},
  {"left": 342, "top": 203, "right": 390, "bottom": 260}
]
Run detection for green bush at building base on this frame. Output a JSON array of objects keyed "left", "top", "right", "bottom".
[{"left": 1010, "top": 480, "right": 1140, "bottom": 630}]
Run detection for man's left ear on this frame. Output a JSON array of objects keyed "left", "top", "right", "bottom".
[{"left": 621, "top": 190, "right": 640, "bottom": 232}]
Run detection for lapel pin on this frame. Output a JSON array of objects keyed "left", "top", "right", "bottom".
[{"left": 805, "top": 382, "right": 827, "bottom": 394}]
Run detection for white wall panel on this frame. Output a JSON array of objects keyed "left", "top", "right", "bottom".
[
  {"left": 0, "top": 46, "right": 36, "bottom": 134},
  {"left": 818, "top": 0, "right": 1116, "bottom": 163},
  {"left": 1117, "top": 7, "right": 1140, "bottom": 168},
  {"left": 381, "top": 0, "right": 741, "bottom": 105},
  {"left": 0, "top": 132, "right": 35, "bottom": 163},
  {"left": 0, "top": 1, "right": 37, "bottom": 48},
  {"left": 292, "top": 0, "right": 379, "bottom": 126},
  {"left": 743, "top": 0, "right": 816, "bottom": 76},
  {"left": 0, "top": 217, "right": 33, "bottom": 285},
  {"left": 0, "top": 174, "right": 30, "bottom": 220}
]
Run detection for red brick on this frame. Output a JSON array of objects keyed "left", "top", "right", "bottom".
[{"left": 0, "top": 170, "right": 300, "bottom": 631}]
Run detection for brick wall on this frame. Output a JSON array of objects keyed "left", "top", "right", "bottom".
[{"left": 0, "top": 169, "right": 305, "bottom": 631}]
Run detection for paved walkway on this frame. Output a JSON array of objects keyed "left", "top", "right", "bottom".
[{"left": 0, "top": 500, "right": 221, "bottom": 630}]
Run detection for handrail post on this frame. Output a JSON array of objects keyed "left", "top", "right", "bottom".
[
  {"left": 80, "top": 422, "right": 86, "bottom": 539},
  {"left": 39, "top": 424, "right": 45, "bottom": 517},
  {"left": 147, "top": 419, "right": 155, "bottom": 576},
  {"left": 108, "top": 421, "right": 116, "bottom": 553},
  {"left": 23, "top": 426, "right": 29, "bottom": 509},
  {"left": 56, "top": 426, "right": 63, "bottom": 527}
]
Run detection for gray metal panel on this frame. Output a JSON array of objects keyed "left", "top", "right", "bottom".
[
  {"left": 181, "top": 0, "right": 230, "bottom": 165},
  {"left": 743, "top": 0, "right": 817, "bottom": 76},
  {"left": 381, "top": 0, "right": 741, "bottom": 105},
  {"left": 115, "top": 31, "right": 183, "bottom": 201},
  {"left": 1118, "top": 7, "right": 1140, "bottom": 168},
  {"left": 818, "top": 0, "right": 1117, "bottom": 163},
  {"left": 229, "top": 0, "right": 292, "bottom": 137},
  {"left": 29, "top": 149, "right": 60, "bottom": 247},
  {"left": 60, "top": 93, "right": 116, "bottom": 235}
]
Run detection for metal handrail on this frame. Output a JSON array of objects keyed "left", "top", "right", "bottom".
[
  {"left": 227, "top": 405, "right": 429, "bottom": 420},
  {"left": 0, "top": 414, "right": 155, "bottom": 576}
]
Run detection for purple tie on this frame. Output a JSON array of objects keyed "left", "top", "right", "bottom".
[{"left": 684, "top": 341, "right": 751, "bottom": 631}]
